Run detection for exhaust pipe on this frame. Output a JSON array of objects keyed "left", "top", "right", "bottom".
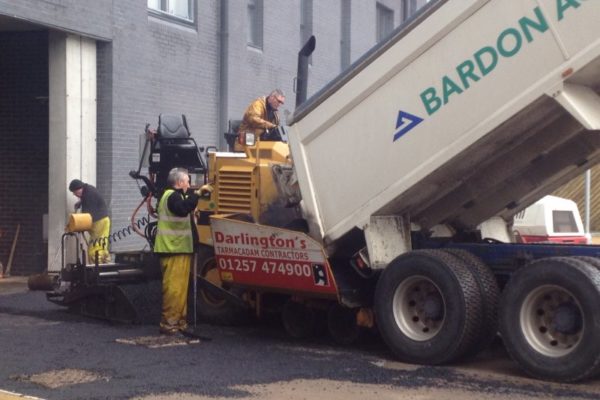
[{"left": 295, "top": 35, "right": 316, "bottom": 108}]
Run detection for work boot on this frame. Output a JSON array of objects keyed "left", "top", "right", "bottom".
[
  {"left": 159, "top": 328, "right": 195, "bottom": 342},
  {"left": 159, "top": 326, "right": 179, "bottom": 336},
  {"left": 179, "top": 327, "right": 211, "bottom": 341}
]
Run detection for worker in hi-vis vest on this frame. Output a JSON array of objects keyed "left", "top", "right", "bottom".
[{"left": 154, "top": 167, "right": 200, "bottom": 335}]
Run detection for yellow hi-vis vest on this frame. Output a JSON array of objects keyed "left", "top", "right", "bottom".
[{"left": 154, "top": 189, "right": 193, "bottom": 253}]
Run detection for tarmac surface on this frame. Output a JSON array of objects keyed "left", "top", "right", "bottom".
[{"left": 1, "top": 276, "right": 600, "bottom": 400}]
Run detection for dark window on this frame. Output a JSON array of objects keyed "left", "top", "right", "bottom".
[
  {"left": 376, "top": 3, "right": 394, "bottom": 42},
  {"left": 340, "top": 0, "right": 351, "bottom": 70},
  {"left": 248, "top": 0, "right": 264, "bottom": 49},
  {"left": 552, "top": 210, "right": 578, "bottom": 233},
  {"left": 402, "top": 0, "right": 427, "bottom": 22}
]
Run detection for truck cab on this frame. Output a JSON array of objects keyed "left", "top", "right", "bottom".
[{"left": 513, "top": 195, "right": 589, "bottom": 244}]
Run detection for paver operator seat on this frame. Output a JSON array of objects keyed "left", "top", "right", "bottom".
[{"left": 149, "top": 114, "right": 206, "bottom": 195}]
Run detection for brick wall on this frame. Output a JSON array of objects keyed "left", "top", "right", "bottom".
[
  {"left": 0, "top": 0, "right": 421, "bottom": 259},
  {"left": 0, "top": 31, "right": 49, "bottom": 275},
  {"left": 102, "top": 1, "right": 222, "bottom": 252},
  {"left": 0, "top": 0, "right": 112, "bottom": 40}
]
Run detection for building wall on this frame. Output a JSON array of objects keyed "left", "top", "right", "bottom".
[
  {"left": 0, "top": 0, "right": 112, "bottom": 39},
  {"left": 0, "top": 0, "right": 434, "bottom": 271},
  {"left": 99, "top": 0, "right": 422, "bottom": 251},
  {"left": 0, "top": 31, "right": 49, "bottom": 275},
  {"left": 99, "top": 1, "right": 221, "bottom": 251},
  {"left": 109, "top": 0, "right": 410, "bottom": 252}
]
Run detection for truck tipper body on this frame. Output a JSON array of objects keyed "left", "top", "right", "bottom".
[
  {"left": 288, "top": 0, "right": 600, "bottom": 257},
  {"left": 47, "top": 0, "right": 600, "bottom": 385}
]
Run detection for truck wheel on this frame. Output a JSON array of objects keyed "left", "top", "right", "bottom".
[
  {"left": 374, "top": 250, "right": 481, "bottom": 364},
  {"left": 193, "top": 245, "right": 248, "bottom": 325},
  {"left": 442, "top": 249, "right": 499, "bottom": 357},
  {"left": 327, "top": 303, "right": 362, "bottom": 345},
  {"left": 499, "top": 257, "right": 600, "bottom": 382},
  {"left": 282, "top": 299, "right": 316, "bottom": 339},
  {"left": 572, "top": 256, "right": 600, "bottom": 270}
]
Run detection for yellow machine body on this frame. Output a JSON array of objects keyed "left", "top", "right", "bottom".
[{"left": 195, "top": 140, "right": 292, "bottom": 246}]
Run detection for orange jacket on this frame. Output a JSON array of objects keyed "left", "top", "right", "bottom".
[{"left": 238, "top": 96, "right": 280, "bottom": 141}]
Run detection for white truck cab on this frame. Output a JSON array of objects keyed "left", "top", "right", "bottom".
[{"left": 513, "top": 195, "right": 589, "bottom": 244}]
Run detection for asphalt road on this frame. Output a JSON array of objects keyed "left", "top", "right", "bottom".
[{"left": 1, "top": 277, "right": 599, "bottom": 400}]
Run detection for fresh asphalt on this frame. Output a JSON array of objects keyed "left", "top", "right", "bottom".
[{"left": 0, "top": 278, "right": 599, "bottom": 400}]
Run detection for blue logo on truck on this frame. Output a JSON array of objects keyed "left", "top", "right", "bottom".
[{"left": 393, "top": 110, "right": 423, "bottom": 142}]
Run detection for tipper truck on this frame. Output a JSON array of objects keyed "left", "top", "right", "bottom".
[{"left": 48, "top": 0, "right": 600, "bottom": 383}]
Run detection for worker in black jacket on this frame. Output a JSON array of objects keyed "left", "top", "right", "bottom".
[{"left": 69, "top": 179, "right": 111, "bottom": 263}]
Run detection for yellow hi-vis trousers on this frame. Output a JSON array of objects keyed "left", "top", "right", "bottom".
[
  {"left": 160, "top": 254, "right": 191, "bottom": 333},
  {"left": 88, "top": 216, "right": 111, "bottom": 264}
]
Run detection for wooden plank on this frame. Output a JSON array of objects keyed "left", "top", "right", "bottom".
[
  {"left": 0, "top": 228, "right": 3, "bottom": 277},
  {"left": 5, "top": 224, "right": 20, "bottom": 277}
]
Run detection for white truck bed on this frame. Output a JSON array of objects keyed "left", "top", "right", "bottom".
[{"left": 288, "top": 0, "right": 600, "bottom": 245}]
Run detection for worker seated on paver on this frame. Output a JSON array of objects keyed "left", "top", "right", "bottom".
[{"left": 234, "top": 89, "right": 285, "bottom": 151}]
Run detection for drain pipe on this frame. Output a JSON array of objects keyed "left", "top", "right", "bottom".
[{"left": 218, "top": 0, "right": 229, "bottom": 151}]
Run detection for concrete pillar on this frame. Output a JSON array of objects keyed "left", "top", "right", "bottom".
[{"left": 48, "top": 32, "right": 97, "bottom": 272}]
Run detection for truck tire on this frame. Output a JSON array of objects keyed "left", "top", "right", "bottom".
[
  {"left": 442, "top": 248, "right": 499, "bottom": 357},
  {"left": 374, "top": 249, "right": 482, "bottom": 365},
  {"left": 193, "top": 245, "right": 249, "bottom": 326},
  {"left": 499, "top": 257, "right": 600, "bottom": 382},
  {"left": 282, "top": 299, "right": 317, "bottom": 339},
  {"left": 572, "top": 256, "right": 600, "bottom": 270}
]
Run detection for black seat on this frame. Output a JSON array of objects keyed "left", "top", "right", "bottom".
[
  {"left": 158, "top": 114, "right": 192, "bottom": 139},
  {"left": 224, "top": 119, "right": 242, "bottom": 151},
  {"left": 149, "top": 114, "right": 206, "bottom": 192}
]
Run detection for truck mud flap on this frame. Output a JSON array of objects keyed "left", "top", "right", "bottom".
[{"left": 330, "top": 263, "right": 380, "bottom": 308}]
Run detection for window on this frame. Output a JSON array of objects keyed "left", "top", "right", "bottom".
[
  {"left": 300, "top": 0, "right": 313, "bottom": 63},
  {"left": 376, "top": 3, "right": 394, "bottom": 42},
  {"left": 553, "top": 211, "right": 579, "bottom": 233},
  {"left": 401, "top": 0, "right": 420, "bottom": 22},
  {"left": 247, "top": 0, "right": 264, "bottom": 49},
  {"left": 148, "top": 0, "right": 194, "bottom": 22},
  {"left": 340, "top": 0, "right": 351, "bottom": 70}
]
